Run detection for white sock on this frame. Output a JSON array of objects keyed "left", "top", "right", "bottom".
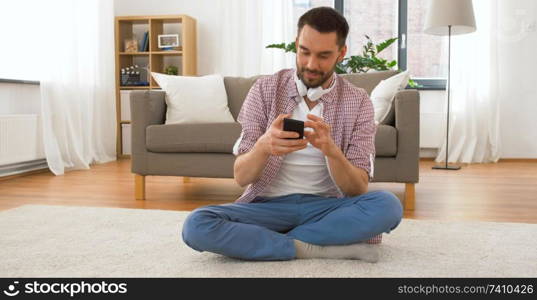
[{"left": 293, "top": 239, "right": 379, "bottom": 263}]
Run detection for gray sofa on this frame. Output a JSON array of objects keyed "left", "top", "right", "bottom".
[{"left": 130, "top": 70, "right": 419, "bottom": 210}]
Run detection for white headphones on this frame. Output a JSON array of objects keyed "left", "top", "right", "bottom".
[{"left": 293, "top": 71, "right": 335, "bottom": 102}]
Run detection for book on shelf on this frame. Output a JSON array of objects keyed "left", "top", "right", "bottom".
[
  {"left": 138, "top": 32, "right": 144, "bottom": 51},
  {"left": 140, "top": 31, "right": 148, "bottom": 52},
  {"left": 143, "top": 31, "right": 149, "bottom": 51}
]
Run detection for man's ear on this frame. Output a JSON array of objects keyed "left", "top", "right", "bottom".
[{"left": 337, "top": 45, "right": 347, "bottom": 63}]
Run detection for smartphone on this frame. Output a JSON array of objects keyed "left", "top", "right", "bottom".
[{"left": 283, "top": 118, "right": 304, "bottom": 139}]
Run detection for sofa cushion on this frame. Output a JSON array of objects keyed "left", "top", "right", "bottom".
[
  {"left": 151, "top": 72, "right": 236, "bottom": 125},
  {"left": 375, "top": 125, "right": 397, "bottom": 157},
  {"left": 224, "top": 75, "right": 263, "bottom": 121},
  {"left": 370, "top": 71, "right": 409, "bottom": 125},
  {"left": 147, "top": 123, "right": 397, "bottom": 156},
  {"left": 341, "top": 70, "right": 399, "bottom": 96},
  {"left": 146, "top": 123, "right": 242, "bottom": 153},
  {"left": 380, "top": 100, "right": 395, "bottom": 126}
]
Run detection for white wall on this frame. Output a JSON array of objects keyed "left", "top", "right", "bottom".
[{"left": 113, "top": 0, "right": 536, "bottom": 158}]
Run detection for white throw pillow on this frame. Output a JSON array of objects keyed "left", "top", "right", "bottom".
[
  {"left": 151, "top": 72, "right": 235, "bottom": 124},
  {"left": 370, "top": 71, "right": 410, "bottom": 125}
]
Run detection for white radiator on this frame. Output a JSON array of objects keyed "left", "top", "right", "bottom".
[{"left": 0, "top": 114, "right": 45, "bottom": 165}]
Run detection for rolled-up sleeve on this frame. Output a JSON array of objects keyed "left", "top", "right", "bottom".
[
  {"left": 232, "top": 79, "right": 268, "bottom": 156},
  {"left": 346, "top": 90, "right": 376, "bottom": 181}
]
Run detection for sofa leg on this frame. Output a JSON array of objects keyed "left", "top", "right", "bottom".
[
  {"left": 183, "top": 177, "right": 191, "bottom": 183},
  {"left": 135, "top": 174, "right": 145, "bottom": 200},
  {"left": 404, "top": 183, "right": 415, "bottom": 211}
]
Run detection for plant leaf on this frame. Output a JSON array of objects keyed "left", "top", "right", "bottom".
[
  {"left": 376, "top": 37, "right": 398, "bottom": 54},
  {"left": 285, "top": 41, "right": 296, "bottom": 53},
  {"left": 266, "top": 43, "right": 286, "bottom": 49},
  {"left": 266, "top": 42, "right": 296, "bottom": 53}
]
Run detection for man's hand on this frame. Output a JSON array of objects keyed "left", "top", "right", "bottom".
[
  {"left": 304, "top": 114, "right": 339, "bottom": 157},
  {"left": 305, "top": 113, "right": 369, "bottom": 196},
  {"left": 257, "top": 114, "right": 308, "bottom": 156}
]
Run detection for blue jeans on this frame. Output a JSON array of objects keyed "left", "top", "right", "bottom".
[{"left": 181, "top": 190, "right": 403, "bottom": 261}]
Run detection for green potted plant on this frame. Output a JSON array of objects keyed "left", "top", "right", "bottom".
[
  {"left": 266, "top": 35, "right": 421, "bottom": 88},
  {"left": 164, "top": 65, "right": 179, "bottom": 76}
]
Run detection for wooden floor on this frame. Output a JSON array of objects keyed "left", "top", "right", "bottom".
[{"left": 1, "top": 159, "right": 536, "bottom": 223}]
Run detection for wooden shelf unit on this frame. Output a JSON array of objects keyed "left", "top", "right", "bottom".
[{"left": 114, "top": 15, "right": 197, "bottom": 157}]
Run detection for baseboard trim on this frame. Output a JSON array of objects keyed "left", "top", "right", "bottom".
[
  {"left": 420, "top": 158, "right": 436, "bottom": 161},
  {"left": 0, "top": 159, "right": 49, "bottom": 180}
]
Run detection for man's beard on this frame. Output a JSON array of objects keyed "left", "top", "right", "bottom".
[{"left": 296, "top": 61, "right": 337, "bottom": 89}]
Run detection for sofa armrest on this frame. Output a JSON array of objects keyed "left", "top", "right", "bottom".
[
  {"left": 394, "top": 89, "right": 420, "bottom": 183},
  {"left": 130, "top": 90, "right": 166, "bottom": 174}
]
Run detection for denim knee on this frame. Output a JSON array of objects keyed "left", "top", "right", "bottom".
[
  {"left": 373, "top": 190, "right": 403, "bottom": 231},
  {"left": 181, "top": 207, "right": 215, "bottom": 251}
]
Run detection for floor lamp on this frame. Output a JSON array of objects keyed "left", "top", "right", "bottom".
[{"left": 424, "top": 0, "right": 476, "bottom": 170}]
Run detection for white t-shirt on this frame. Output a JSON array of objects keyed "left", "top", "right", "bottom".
[{"left": 258, "top": 98, "right": 340, "bottom": 197}]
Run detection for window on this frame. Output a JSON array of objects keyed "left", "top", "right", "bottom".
[
  {"left": 291, "top": 0, "right": 446, "bottom": 89},
  {"left": 341, "top": 0, "right": 446, "bottom": 89},
  {"left": 0, "top": 1, "right": 46, "bottom": 81},
  {"left": 344, "top": 0, "right": 398, "bottom": 65},
  {"left": 293, "top": 0, "right": 335, "bottom": 34},
  {"left": 293, "top": 0, "right": 399, "bottom": 76},
  {"left": 407, "top": 0, "right": 448, "bottom": 81}
]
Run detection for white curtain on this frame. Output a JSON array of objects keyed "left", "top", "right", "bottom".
[
  {"left": 40, "top": 0, "right": 117, "bottom": 175},
  {"left": 435, "top": 0, "right": 501, "bottom": 163},
  {"left": 216, "top": 0, "right": 295, "bottom": 76}
]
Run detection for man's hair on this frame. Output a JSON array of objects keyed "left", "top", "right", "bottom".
[{"left": 297, "top": 7, "right": 349, "bottom": 48}]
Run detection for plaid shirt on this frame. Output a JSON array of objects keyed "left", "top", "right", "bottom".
[{"left": 234, "top": 68, "right": 381, "bottom": 244}]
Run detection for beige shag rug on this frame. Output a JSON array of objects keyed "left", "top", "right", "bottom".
[{"left": 0, "top": 205, "right": 536, "bottom": 277}]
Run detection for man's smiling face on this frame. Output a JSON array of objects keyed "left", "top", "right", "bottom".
[{"left": 295, "top": 24, "right": 347, "bottom": 89}]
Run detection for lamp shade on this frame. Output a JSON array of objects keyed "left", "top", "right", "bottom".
[{"left": 424, "top": 0, "right": 476, "bottom": 36}]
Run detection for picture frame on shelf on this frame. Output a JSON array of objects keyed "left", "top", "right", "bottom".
[{"left": 158, "top": 34, "right": 180, "bottom": 50}]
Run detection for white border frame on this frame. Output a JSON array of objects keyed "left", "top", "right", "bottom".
[{"left": 157, "top": 34, "right": 180, "bottom": 48}]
